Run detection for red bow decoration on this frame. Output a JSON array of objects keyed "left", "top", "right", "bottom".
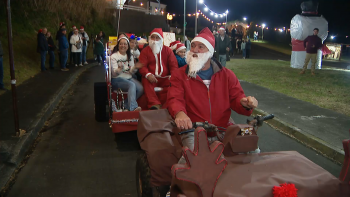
[{"left": 273, "top": 183, "right": 298, "bottom": 197}]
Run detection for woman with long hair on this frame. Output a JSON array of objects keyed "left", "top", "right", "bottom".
[{"left": 110, "top": 37, "right": 144, "bottom": 111}]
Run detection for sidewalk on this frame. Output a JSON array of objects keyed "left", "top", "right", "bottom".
[
  {"left": 240, "top": 80, "right": 350, "bottom": 163},
  {"left": 0, "top": 63, "right": 94, "bottom": 190}
]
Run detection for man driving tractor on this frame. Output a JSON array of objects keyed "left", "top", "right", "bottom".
[
  {"left": 138, "top": 28, "right": 178, "bottom": 110},
  {"left": 167, "top": 27, "right": 259, "bottom": 160}
]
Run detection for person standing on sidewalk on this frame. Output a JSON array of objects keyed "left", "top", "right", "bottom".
[
  {"left": 241, "top": 39, "right": 246, "bottom": 59},
  {"left": 70, "top": 29, "right": 83, "bottom": 67},
  {"left": 59, "top": 29, "right": 69, "bottom": 72},
  {"left": 37, "top": 28, "right": 48, "bottom": 72},
  {"left": 300, "top": 28, "right": 323, "bottom": 75},
  {"left": 214, "top": 26, "right": 231, "bottom": 67},
  {"left": 0, "top": 40, "right": 6, "bottom": 90},
  {"left": 68, "top": 26, "right": 77, "bottom": 66},
  {"left": 56, "top": 22, "right": 66, "bottom": 68},
  {"left": 79, "top": 26, "right": 89, "bottom": 65},
  {"left": 46, "top": 32, "right": 56, "bottom": 69},
  {"left": 245, "top": 39, "right": 251, "bottom": 58},
  {"left": 93, "top": 36, "right": 105, "bottom": 66}
]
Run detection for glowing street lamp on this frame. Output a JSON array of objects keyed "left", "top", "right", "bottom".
[
  {"left": 243, "top": 17, "right": 247, "bottom": 21},
  {"left": 199, "top": 0, "right": 204, "bottom": 3},
  {"left": 204, "top": 7, "right": 208, "bottom": 11},
  {"left": 262, "top": 23, "right": 266, "bottom": 40}
]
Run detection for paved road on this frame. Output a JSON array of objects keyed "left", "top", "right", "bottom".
[{"left": 5, "top": 65, "right": 341, "bottom": 197}]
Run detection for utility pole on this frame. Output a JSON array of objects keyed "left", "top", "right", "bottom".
[
  {"left": 183, "top": 0, "right": 186, "bottom": 41},
  {"left": 6, "top": 0, "right": 20, "bottom": 137},
  {"left": 195, "top": 0, "right": 197, "bottom": 35}
]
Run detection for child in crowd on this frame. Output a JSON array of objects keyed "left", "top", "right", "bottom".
[
  {"left": 174, "top": 43, "right": 187, "bottom": 68},
  {"left": 129, "top": 35, "right": 140, "bottom": 61},
  {"left": 110, "top": 37, "right": 143, "bottom": 111}
]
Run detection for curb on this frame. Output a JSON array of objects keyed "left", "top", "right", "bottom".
[
  {"left": 252, "top": 108, "right": 345, "bottom": 164},
  {"left": 0, "top": 65, "right": 94, "bottom": 191}
]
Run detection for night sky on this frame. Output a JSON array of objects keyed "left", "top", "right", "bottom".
[{"left": 161, "top": 0, "right": 349, "bottom": 42}]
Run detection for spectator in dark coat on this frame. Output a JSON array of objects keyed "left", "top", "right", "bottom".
[
  {"left": 56, "top": 22, "right": 66, "bottom": 67},
  {"left": 93, "top": 36, "right": 105, "bottom": 66},
  {"left": 59, "top": 29, "right": 69, "bottom": 71},
  {"left": 37, "top": 28, "right": 48, "bottom": 71},
  {"left": 0, "top": 40, "right": 5, "bottom": 90},
  {"left": 46, "top": 32, "right": 56, "bottom": 69},
  {"left": 214, "top": 27, "right": 232, "bottom": 67},
  {"left": 245, "top": 39, "right": 251, "bottom": 58}
]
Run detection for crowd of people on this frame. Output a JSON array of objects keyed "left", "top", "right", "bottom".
[{"left": 37, "top": 22, "right": 106, "bottom": 72}]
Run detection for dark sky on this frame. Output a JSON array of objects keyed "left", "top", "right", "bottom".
[{"left": 160, "top": 0, "right": 349, "bottom": 41}]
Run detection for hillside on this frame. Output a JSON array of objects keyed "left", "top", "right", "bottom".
[{"left": 0, "top": 0, "right": 116, "bottom": 93}]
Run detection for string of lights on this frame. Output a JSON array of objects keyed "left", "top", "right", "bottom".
[{"left": 198, "top": 0, "right": 228, "bottom": 18}]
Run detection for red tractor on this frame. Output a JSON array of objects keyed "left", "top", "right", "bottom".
[{"left": 93, "top": 37, "right": 167, "bottom": 133}]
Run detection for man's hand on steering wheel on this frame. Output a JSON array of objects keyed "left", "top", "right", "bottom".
[
  {"left": 147, "top": 74, "right": 158, "bottom": 83},
  {"left": 240, "top": 96, "right": 258, "bottom": 109},
  {"left": 175, "top": 111, "right": 193, "bottom": 130}
]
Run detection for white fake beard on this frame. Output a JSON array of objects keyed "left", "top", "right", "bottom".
[
  {"left": 186, "top": 51, "right": 213, "bottom": 78},
  {"left": 149, "top": 39, "right": 163, "bottom": 54}
]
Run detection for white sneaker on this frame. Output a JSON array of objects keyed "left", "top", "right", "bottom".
[
  {"left": 79, "top": 64, "right": 83, "bottom": 67},
  {"left": 75, "top": 64, "right": 78, "bottom": 67},
  {"left": 84, "top": 62, "right": 88, "bottom": 65}
]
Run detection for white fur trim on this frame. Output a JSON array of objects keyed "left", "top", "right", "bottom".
[
  {"left": 191, "top": 37, "right": 214, "bottom": 53},
  {"left": 145, "top": 73, "right": 152, "bottom": 78},
  {"left": 176, "top": 46, "right": 186, "bottom": 53},
  {"left": 219, "top": 27, "right": 225, "bottom": 31},
  {"left": 118, "top": 37, "right": 129, "bottom": 43}
]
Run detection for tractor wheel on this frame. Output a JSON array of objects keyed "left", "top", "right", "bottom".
[
  {"left": 136, "top": 151, "right": 153, "bottom": 197},
  {"left": 94, "top": 82, "right": 108, "bottom": 122}
]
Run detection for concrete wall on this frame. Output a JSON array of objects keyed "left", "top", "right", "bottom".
[{"left": 113, "top": 9, "right": 169, "bottom": 34}]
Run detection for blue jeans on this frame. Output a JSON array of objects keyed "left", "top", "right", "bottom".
[
  {"left": 40, "top": 51, "right": 47, "bottom": 71},
  {"left": 96, "top": 54, "right": 105, "bottom": 63},
  {"left": 80, "top": 45, "right": 87, "bottom": 63},
  {"left": 60, "top": 50, "right": 68, "bottom": 69},
  {"left": 243, "top": 49, "right": 246, "bottom": 58},
  {"left": 0, "top": 56, "right": 4, "bottom": 89},
  {"left": 111, "top": 77, "right": 144, "bottom": 111},
  {"left": 48, "top": 50, "right": 55, "bottom": 68},
  {"left": 219, "top": 55, "right": 227, "bottom": 67}
]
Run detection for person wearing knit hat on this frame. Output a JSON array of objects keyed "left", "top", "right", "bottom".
[
  {"left": 138, "top": 28, "right": 178, "bottom": 110},
  {"left": 166, "top": 27, "right": 258, "bottom": 165},
  {"left": 174, "top": 43, "right": 187, "bottom": 68},
  {"left": 79, "top": 26, "right": 90, "bottom": 65},
  {"left": 214, "top": 26, "right": 231, "bottom": 67}
]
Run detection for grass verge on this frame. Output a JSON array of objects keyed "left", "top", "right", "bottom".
[
  {"left": 251, "top": 40, "right": 292, "bottom": 55},
  {"left": 226, "top": 59, "right": 350, "bottom": 116}
]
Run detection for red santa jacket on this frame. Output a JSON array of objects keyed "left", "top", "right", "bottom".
[
  {"left": 139, "top": 45, "right": 178, "bottom": 77},
  {"left": 167, "top": 59, "right": 253, "bottom": 130}
]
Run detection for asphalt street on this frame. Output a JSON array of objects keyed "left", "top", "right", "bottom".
[{"left": 4, "top": 65, "right": 342, "bottom": 197}]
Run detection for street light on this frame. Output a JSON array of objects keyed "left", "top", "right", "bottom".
[
  {"left": 262, "top": 23, "right": 266, "bottom": 40},
  {"left": 243, "top": 17, "right": 247, "bottom": 21}
]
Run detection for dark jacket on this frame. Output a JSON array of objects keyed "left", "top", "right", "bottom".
[
  {"left": 56, "top": 29, "right": 64, "bottom": 41},
  {"left": 93, "top": 39, "right": 104, "bottom": 55},
  {"left": 68, "top": 31, "right": 74, "bottom": 45},
  {"left": 245, "top": 40, "right": 251, "bottom": 50},
  {"left": 304, "top": 35, "right": 322, "bottom": 54},
  {"left": 59, "top": 36, "right": 69, "bottom": 52},
  {"left": 214, "top": 34, "right": 232, "bottom": 57},
  {"left": 0, "top": 41, "right": 3, "bottom": 57},
  {"left": 37, "top": 33, "right": 48, "bottom": 53},
  {"left": 47, "top": 36, "right": 56, "bottom": 51}
]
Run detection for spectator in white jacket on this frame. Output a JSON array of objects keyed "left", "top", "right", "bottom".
[
  {"left": 110, "top": 37, "right": 144, "bottom": 111},
  {"left": 79, "top": 26, "right": 89, "bottom": 65},
  {"left": 70, "top": 29, "right": 83, "bottom": 67}
]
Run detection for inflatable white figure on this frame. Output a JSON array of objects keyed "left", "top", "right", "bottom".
[{"left": 290, "top": 1, "right": 328, "bottom": 69}]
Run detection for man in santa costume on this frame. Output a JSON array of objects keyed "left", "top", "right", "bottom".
[
  {"left": 138, "top": 28, "right": 178, "bottom": 110},
  {"left": 168, "top": 27, "right": 258, "bottom": 156}
]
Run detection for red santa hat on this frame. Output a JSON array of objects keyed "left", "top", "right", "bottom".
[
  {"left": 170, "top": 41, "right": 181, "bottom": 50},
  {"left": 219, "top": 26, "right": 225, "bottom": 31},
  {"left": 150, "top": 28, "right": 164, "bottom": 40},
  {"left": 191, "top": 27, "right": 215, "bottom": 54},
  {"left": 59, "top": 22, "right": 65, "bottom": 27},
  {"left": 72, "top": 25, "right": 76, "bottom": 29},
  {"left": 80, "top": 26, "right": 84, "bottom": 30},
  {"left": 175, "top": 43, "right": 186, "bottom": 53}
]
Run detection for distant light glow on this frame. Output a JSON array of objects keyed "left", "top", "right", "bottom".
[
  {"left": 199, "top": 0, "right": 204, "bottom": 4},
  {"left": 226, "top": 10, "right": 229, "bottom": 14},
  {"left": 204, "top": 7, "right": 208, "bottom": 11},
  {"left": 210, "top": 12, "right": 214, "bottom": 16},
  {"left": 243, "top": 17, "right": 247, "bottom": 21},
  {"left": 140, "top": 2, "right": 143, "bottom": 6},
  {"left": 262, "top": 23, "right": 266, "bottom": 28},
  {"left": 331, "top": 36, "right": 335, "bottom": 39}
]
